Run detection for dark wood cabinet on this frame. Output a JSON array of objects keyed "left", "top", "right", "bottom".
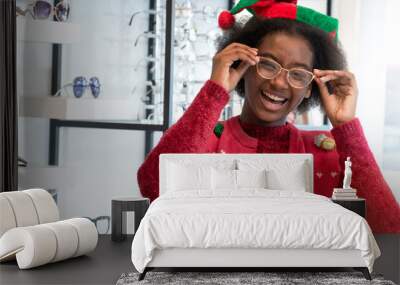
[{"left": 331, "top": 198, "right": 366, "bottom": 218}]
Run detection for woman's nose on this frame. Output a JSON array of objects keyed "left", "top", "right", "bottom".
[{"left": 269, "top": 69, "right": 289, "bottom": 90}]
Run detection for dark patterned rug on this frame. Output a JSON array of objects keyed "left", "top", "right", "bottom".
[{"left": 116, "top": 271, "right": 396, "bottom": 285}]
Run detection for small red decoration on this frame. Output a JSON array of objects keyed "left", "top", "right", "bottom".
[{"left": 218, "top": 10, "right": 235, "bottom": 30}]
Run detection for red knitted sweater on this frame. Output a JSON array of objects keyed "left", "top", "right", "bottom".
[{"left": 137, "top": 80, "right": 400, "bottom": 233}]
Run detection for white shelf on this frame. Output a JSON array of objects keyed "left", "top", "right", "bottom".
[
  {"left": 19, "top": 96, "right": 138, "bottom": 120},
  {"left": 17, "top": 18, "right": 80, "bottom": 44}
]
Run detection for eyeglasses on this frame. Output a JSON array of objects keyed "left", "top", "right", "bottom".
[
  {"left": 256, "top": 57, "right": 314, "bottom": 89},
  {"left": 73, "top": 76, "right": 101, "bottom": 98},
  {"left": 84, "top": 216, "right": 110, "bottom": 234},
  {"left": 54, "top": 76, "right": 101, "bottom": 98},
  {"left": 16, "top": 0, "right": 70, "bottom": 22}
]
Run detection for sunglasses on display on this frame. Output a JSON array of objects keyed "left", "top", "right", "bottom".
[
  {"left": 73, "top": 76, "right": 101, "bottom": 98},
  {"left": 54, "top": 76, "right": 101, "bottom": 98},
  {"left": 84, "top": 216, "right": 110, "bottom": 235},
  {"left": 16, "top": 0, "right": 70, "bottom": 22},
  {"left": 256, "top": 57, "right": 315, "bottom": 89}
]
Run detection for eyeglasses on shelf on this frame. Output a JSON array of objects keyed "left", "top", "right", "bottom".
[
  {"left": 84, "top": 216, "right": 110, "bottom": 235},
  {"left": 16, "top": 0, "right": 70, "bottom": 22},
  {"left": 54, "top": 76, "right": 101, "bottom": 98}
]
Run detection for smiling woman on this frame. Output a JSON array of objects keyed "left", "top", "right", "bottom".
[
  {"left": 137, "top": 0, "right": 400, "bottom": 234},
  {"left": 243, "top": 32, "right": 316, "bottom": 125},
  {"left": 216, "top": 16, "right": 347, "bottom": 123}
]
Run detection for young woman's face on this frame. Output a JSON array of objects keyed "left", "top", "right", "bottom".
[{"left": 242, "top": 32, "right": 314, "bottom": 126}]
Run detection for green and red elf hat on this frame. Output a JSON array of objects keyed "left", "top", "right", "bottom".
[{"left": 218, "top": 0, "right": 338, "bottom": 40}]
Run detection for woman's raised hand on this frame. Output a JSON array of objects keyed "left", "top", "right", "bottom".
[
  {"left": 210, "top": 43, "right": 260, "bottom": 93},
  {"left": 314, "top": 69, "right": 358, "bottom": 127}
]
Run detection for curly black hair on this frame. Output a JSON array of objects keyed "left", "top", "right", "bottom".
[{"left": 217, "top": 16, "right": 347, "bottom": 114}]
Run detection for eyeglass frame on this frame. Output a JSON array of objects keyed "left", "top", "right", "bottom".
[
  {"left": 54, "top": 76, "right": 101, "bottom": 98},
  {"left": 16, "top": 0, "right": 70, "bottom": 22},
  {"left": 255, "top": 57, "right": 315, "bottom": 89},
  {"left": 84, "top": 216, "right": 110, "bottom": 234}
]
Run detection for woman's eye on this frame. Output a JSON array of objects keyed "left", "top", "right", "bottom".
[
  {"left": 260, "top": 61, "right": 277, "bottom": 71},
  {"left": 290, "top": 70, "right": 307, "bottom": 80}
]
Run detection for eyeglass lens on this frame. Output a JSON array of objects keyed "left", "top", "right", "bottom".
[
  {"left": 95, "top": 217, "right": 110, "bottom": 234},
  {"left": 33, "top": 1, "right": 52, "bottom": 19},
  {"left": 89, "top": 77, "right": 101, "bottom": 98},
  {"left": 72, "top": 76, "right": 101, "bottom": 98},
  {"left": 73, "top": 76, "right": 87, "bottom": 98},
  {"left": 84, "top": 216, "right": 110, "bottom": 234},
  {"left": 55, "top": 1, "right": 70, "bottom": 22}
]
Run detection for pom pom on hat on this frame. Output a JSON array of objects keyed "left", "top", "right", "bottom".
[{"left": 218, "top": 10, "right": 235, "bottom": 30}]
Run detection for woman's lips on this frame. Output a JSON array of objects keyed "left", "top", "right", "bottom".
[{"left": 260, "top": 90, "right": 288, "bottom": 111}]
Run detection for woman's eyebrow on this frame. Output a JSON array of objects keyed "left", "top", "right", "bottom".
[{"left": 258, "top": 52, "right": 312, "bottom": 70}]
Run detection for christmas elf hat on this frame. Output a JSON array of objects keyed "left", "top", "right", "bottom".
[{"left": 218, "top": 0, "right": 338, "bottom": 40}]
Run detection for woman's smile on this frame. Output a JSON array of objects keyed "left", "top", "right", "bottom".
[{"left": 259, "top": 90, "right": 289, "bottom": 111}]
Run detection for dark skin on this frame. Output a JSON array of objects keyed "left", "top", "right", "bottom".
[
  {"left": 210, "top": 32, "right": 358, "bottom": 127},
  {"left": 241, "top": 33, "right": 313, "bottom": 126}
]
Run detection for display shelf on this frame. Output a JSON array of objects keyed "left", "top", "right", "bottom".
[
  {"left": 19, "top": 96, "right": 138, "bottom": 120},
  {"left": 17, "top": 18, "right": 80, "bottom": 44}
]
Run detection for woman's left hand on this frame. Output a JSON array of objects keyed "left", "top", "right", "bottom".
[{"left": 313, "top": 69, "right": 358, "bottom": 127}]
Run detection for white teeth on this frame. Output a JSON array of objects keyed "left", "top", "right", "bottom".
[{"left": 262, "top": 91, "right": 286, "bottom": 102}]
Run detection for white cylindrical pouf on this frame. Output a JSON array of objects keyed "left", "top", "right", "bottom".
[
  {"left": 0, "top": 226, "right": 57, "bottom": 269},
  {"left": 64, "top": 218, "right": 98, "bottom": 257},
  {"left": 24, "top": 189, "right": 59, "bottom": 224},
  {"left": 42, "top": 221, "right": 79, "bottom": 263},
  {"left": 1, "top": 192, "right": 39, "bottom": 227},
  {"left": 0, "top": 195, "right": 17, "bottom": 237}
]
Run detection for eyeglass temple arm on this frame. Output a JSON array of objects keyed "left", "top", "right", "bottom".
[
  {"left": 53, "top": 83, "right": 73, "bottom": 96},
  {"left": 134, "top": 32, "right": 162, "bottom": 47},
  {"left": 16, "top": 5, "right": 36, "bottom": 19},
  {"left": 16, "top": 7, "right": 26, "bottom": 16},
  {"left": 129, "top": 10, "right": 159, "bottom": 26}
]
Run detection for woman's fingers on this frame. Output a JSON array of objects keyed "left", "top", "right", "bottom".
[
  {"left": 224, "top": 49, "right": 260, "bottom": 65},
  {"left": 221, "top": 45, "right": 259, "bottom": 63},
  {"left": 217, "top": 43, "right": 259, "bottom": 65},
  {"left": 319, "top": 74, "right": 339, "bottom": 83},
  {"left": 314, "top": 76, "right": 335, "bottom": 104},
  {"left": 314, "top": 69, "right": 358, "bottom": 126},
  {"left": 232, "top": 61, "right": 252, "bottom": 80},
  {"left": 314, "top": 69, "right": 355, "bottom": 84},
  {"left": 224, "top": 43, "right": 258, "bottom": 55},
  {"left": 313, "top": 69, "right": 351, "bottom": 76},
  {"left": 314, "top": 69, "right": 357, "bottom": 97}
]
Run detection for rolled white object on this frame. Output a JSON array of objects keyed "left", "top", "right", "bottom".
[
  {"left": 24, "top": 189, "right": 59, "bottom": 224},
  {"left": 0, "top": 196, "right": 17, "bottom": 237},
  {"left": 0, "top": 191, "right": 39, "bottom": 227},
  {"left": 64, "top": 218, "right": 98, "bottom": 257},
  {"left": 0, "top": 189, "right": 59, "bottom": 238},
  {"left": 0, "top": 218, "right": 98, "bottom": 269},
  {"left": 0, "top": 226, "right": 57, "bottom": 268},
  {"left": 42, "top": 221, "right": 79, "bottom": 262}
]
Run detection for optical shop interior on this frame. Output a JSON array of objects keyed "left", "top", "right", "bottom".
[{"left": 1, "top": 0, "right": 399, "bottom": 284}]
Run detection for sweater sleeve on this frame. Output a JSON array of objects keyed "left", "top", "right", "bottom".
[
  {"left": 137, "top": 80, "right": 230, "bottom": 202},
  {"left": 331, "top": 118, "right": 400, "bottom": 233}
]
